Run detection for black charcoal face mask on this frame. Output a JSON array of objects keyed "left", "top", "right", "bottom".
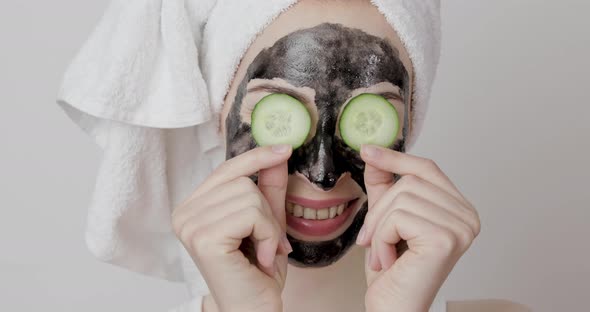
[{"left": 225, "top": 23, "right": 410, "bottom": 267}]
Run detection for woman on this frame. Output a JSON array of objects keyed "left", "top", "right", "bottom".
[
  {"left": 172, "top": 1, "right": 480, "bottom": 311},
  {"left": 58, "top": 0, "right": 526, "bottom": 311}
]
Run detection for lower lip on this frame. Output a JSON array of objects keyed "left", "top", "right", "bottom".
[{"left": 286, "top": 199, "right": 357, "bottom": 237}]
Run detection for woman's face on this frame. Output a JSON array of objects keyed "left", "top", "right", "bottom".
[{"left": 220, "top": 0, "right": 413, "bottom": 267}]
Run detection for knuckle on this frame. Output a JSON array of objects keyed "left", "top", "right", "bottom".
[
  {"left": 171, "top": 203, "right": 205, "bottom": 238},
  {"left": 249, "top": 181, "right": 261, "bottom": 194},
  {"left": 238, "top": 176, "right": 258, "bottom": 192},
  {"left": 457, "top": 224, "right": 475, "bottom": 251},
  {"left": 397, "top": 191, "right": 415, "bottom": 202},
  {"left": 181, "top": 229, "right": 193, "bottom": 247},
  {"left": 391, "top": 191, "right": 413, "bottom": 207},
  {"left": 170, "top": 202, "right": 190, "bottom": 225},
  {"left": 388, "top": 207, "right": 408, "bottom": 220},
  {"left": 179, "top": 223, "right": 197, "bottom": 247},
  {"left": 398, "top": 174, "right": 420, "bottom": 188},
  {"left": 431, "top": 227, "right": 459, "bottom": 254},
  {"left": 379, "top": 209, "right": 408, "bottom": 236},
  {"left": 472, "top": 216, "right": 482, "bottom": 237},
  {"left": 424, "top": 158, "right": 440, "bottom": 171}
]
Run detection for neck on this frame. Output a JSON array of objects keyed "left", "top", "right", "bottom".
[{"left": 282, "top": 244, "right": 367, "bottom": 312}]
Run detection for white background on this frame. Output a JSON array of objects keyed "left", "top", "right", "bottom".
[{"left": 1, "top": 1, "right": 589, "bottom": 311}]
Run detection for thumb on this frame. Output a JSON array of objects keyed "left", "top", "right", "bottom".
[{"left": 258, "top": 149, "right": 291, "bottom": 230}]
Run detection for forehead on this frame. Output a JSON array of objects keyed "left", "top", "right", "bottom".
[
  {"left": 249, "top": 23, "right": 407, "bottom": 92},
  {"left": 222, "top": 0, "right": 414, "bottom": 114}
]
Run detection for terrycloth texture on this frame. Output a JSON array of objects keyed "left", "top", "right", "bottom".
[
  {"left": 56, "top": 0, "right": 442, "bottom": 304},
  {"left": 59, "top": 0, "right": 216, "bottom": 128},
  {"left": 57, "top": 0, "right": 223, "bottom": 283}
]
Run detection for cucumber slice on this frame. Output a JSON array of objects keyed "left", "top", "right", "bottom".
[
  {"left": 339, "top": 93, "right": 400, "bottom": 152},
  {"left": 251, "top": 93, "right": 311, "bottom": 149}
]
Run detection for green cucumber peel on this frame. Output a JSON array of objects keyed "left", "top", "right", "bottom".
[
  {"left": 251, "top": 93, "right": 312, "bottom": 149},
  {"left": 339, "top": 93, "right": 400, "bottom": 152}
]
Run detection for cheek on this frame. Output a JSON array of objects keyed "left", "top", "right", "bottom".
[
  {"left": 225, "top": 114, "right": 257, "bottom": 160},
  {"left": 230, "top": 131, "right": 254, "bottom": 152},
  {"left": 334, "top": 139, "right": 367, "bottom": 191}
]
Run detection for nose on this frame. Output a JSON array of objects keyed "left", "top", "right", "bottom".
[
  {"left": 299, "top": 137, "right": 340, "bottom": 191},
  {"left": 310, "top": 171, "right": 338, "bottom": 190}
]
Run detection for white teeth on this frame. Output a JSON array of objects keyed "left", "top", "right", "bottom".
[
  {"left": 303, "top": 208, "right": 317, "bottom": 220},
  {"left": 337, "top": 204, "right": 344, "bottom": 216},
  {"left": 286, "top": 201, "right": 350, "bottom": 219},
  {"left": 317, "top": 208, "right": 329, "bottom": 220},
  {"left": 329, "top": 206, "right": 337, "bottom": 218},
  {"left": 293, "top": 205, "right": 303, "bottom": 217}
]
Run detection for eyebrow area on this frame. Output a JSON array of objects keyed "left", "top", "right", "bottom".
[
  {"left": 248, "top": 85, "right": 403, "bottom": 103},
  {"left": 378, "top": 91, "right": 404, "bottom": 102},
  {"left": 247, "top": 84, "right": 312, "bottom": 104}
]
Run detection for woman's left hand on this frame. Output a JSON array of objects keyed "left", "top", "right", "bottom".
[{"left": 356, "top": 144, "right": 481, "bottom": 312}]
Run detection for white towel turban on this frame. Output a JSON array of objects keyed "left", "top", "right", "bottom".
[{"left": 57, "top": 0, "right": 442, "bottom": 285}]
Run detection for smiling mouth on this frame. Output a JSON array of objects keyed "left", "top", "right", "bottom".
[
  {"left": 286, "top": 201, "right": 350, "bottom": 220},
  {"left": 285, "top": 196, "right": 361, "bottom": 238}
]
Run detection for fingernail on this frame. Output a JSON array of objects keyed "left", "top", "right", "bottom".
[
  {"left": 272, "top": 144, "right": 291, "bottom": 154},
  {"left": 356, "top": 225, "right": 367, "bottom": 245},
  {"left": 361, "top": 144, "right": 381, "bottom": 159},
  {"left": 281, "top": 234, "right": 293, "bottom": 253}
]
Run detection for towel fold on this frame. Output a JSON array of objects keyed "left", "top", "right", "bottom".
[
  {"left": 56, "top": 0, "right": 441, "bottom": 298},
  {"left": 57, "top": 0, "right": 224, "bottom": 282}
]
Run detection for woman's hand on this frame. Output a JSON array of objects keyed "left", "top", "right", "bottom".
[
  {"left": 172, "top": 145, "right": 294, "bottom": 312},
  {"left": 356, "top": 144, "right": 481, "bottom": 312}
]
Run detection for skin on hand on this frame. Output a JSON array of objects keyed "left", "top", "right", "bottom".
[
  {"left": 357, "top": 144, "right": 481, "bottom": 312},
  {"left": 172, "top": 145, "right": 295, "bottom": 312}
]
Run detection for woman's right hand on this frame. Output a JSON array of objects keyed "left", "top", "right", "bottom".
[{"left": 172, "top": 145, "right": 294, "bottom": 312}]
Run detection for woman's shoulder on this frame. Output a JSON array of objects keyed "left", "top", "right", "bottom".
[{"left": 446, "top": 299, "right": 533, "bottom": 312}]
